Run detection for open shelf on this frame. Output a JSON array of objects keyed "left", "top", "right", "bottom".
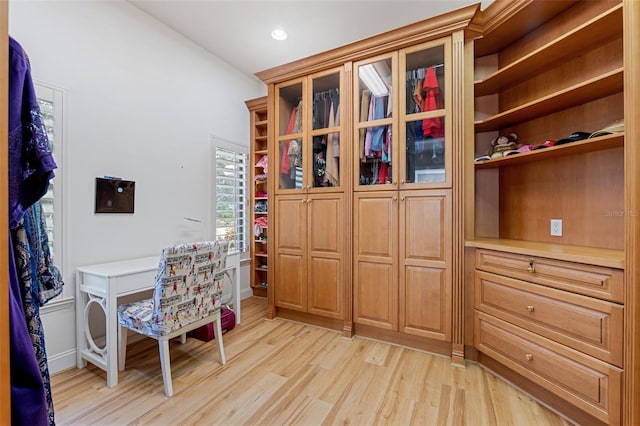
[
  {"left": 475, "top": 68, "right": 623, "bottom": 133},
  {"left": 474, "top": 134, "right": 623, "bottom": 169},
  {"left": 475, "top": 5, "right": 622, "bottom": 96}
]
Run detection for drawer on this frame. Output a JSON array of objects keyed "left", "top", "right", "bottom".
[
  {"left": 115, "top": 270, "right": 157, "bottom": 295},
  {"left": 475, "top": 249, "right": 624, "bottom": 303},
  {"left": 475, "top": 311, "right": 621, "bottom": 425},
  {"left": 475, "top": 270, "right": 623, "bottom": 366}
]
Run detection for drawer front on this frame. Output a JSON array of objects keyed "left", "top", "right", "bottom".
[
  {"left": 475, "top": 312, "right": 621, "bottom": 425},
  {"left": 115, "top": 270, "right": 157, "bottom": 295},
  {"left": 475, "top": 271, "right": 623, "bottom": 366},
  {"left": 475, "top": 250, "right": 624, "bottom": 303}
]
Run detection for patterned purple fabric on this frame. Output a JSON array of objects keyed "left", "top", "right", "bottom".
[
  {"left": 8, "top": 37, "right": 56, "bottom": 230},
  {"left": 8, "top": 37, "right": 56, "bottom": 426}
]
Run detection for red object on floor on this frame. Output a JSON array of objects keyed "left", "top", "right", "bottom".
[{"left": 188, "top": 306, "right": 236, "bottom": 341}]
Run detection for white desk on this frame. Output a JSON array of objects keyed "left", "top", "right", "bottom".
[{"left": 75, "top": 252, "right": 240, "bottom": 387}]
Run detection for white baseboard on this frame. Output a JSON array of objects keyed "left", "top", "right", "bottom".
[{"left": 47, "top": 349, "right": 77, "bottom": 375}]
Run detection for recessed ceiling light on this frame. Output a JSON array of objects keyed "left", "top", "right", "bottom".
[{"left": 271, "top": 27, "right": 287, "bottom": 41}]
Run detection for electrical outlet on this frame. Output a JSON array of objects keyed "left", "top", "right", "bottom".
[{"left": 550, "top": 219, "right": 563, "bottom": 236}]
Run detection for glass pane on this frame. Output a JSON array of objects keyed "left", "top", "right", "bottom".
[
  {"left": 312, "top": 73, "right": 340, "bottom": 131},
  {"left": 279, "top": 83, "right": 303, "bottom": 137},
  {"left": 405, "top": 45, "right": 445, "bottom": 116},
  {"left": 358, "top": 59, "right": 392, "bottom": 122},
  {"left": 312, "top": 132, "right": 340, "bottom": 188},
  {"left": 279, "top": 138, "right": 303, "bottom": 189},
  {"left": 278, "top": 82, "right": 304, "bottom": 189},
  {"left": 406, "top": 120, "right": 445, "bottom": 184},
  {"left": 358, "top": 125, "right": 392, "bottom": 186}
]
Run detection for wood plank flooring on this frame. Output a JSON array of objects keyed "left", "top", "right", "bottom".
[{"left": 52, "top": 297, "right": 572, "bottom": 425}]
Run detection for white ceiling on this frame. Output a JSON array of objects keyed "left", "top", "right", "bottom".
[{"left": 129, "top": 0, "right": 493, "bottom": 79}]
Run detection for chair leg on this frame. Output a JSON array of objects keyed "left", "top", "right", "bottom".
[
  {"left": 214, "top": 317, "right": 226, "bottom": 365},
  {"left": 118, "top": 325, "right": 128, "bottom": 371},
  {"left": 158, "top": 339, "right": 173, "bottom": 397}
]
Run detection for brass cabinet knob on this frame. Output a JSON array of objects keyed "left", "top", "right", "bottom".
[
  {"left": 393, "top": 196, "right": 398, "bottom": 202},
  {"left": 525, "top": 353, "right": 533, "bottom": 361},
  {"left": 401, "top": 196, "right": 405, "bottom": 201},
  {"left": 400, "top": 180, "right": 405, "bottom": 184},
  {"left": 526, "top": 305, "right": 535, "bottom": 313},
  {"left": 528, "top": 258, "right": 536, "bottom": 273}
]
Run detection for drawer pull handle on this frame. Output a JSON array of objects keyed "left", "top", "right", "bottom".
[
  {"left": 526, "top": 305, "right": 535, "bottom": 313},
  {"left": 525, "top": 353, "right": 533, "bottom": 361},
  {"left": 527, "top": 259, "right": 536, "bottom": 273}
]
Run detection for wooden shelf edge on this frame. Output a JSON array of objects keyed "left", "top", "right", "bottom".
[
  {"left": 474, "top": 68, "right": 623, "bottom": 133},
  {"left": 475, "top": 4, "right": 622, "bottom": 96},
  {"left": 465, "top": 238, "right": 624, "bottom": 269},
  {"left": 474, "top": 134, "right": 623, "bottom": 169}
]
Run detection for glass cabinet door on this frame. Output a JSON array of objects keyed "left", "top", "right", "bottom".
[
  {"left": 400, "top": 40, "right": 450, "bottom": 187},
  {"left": 354, "top": 54, "right": 396, "bottom": 188},
  {"left": 309, "top": 70, "right": 342, "bottom": 190},
  {"left": 276, "top": 81, "right": 304, "bottom": 191}
]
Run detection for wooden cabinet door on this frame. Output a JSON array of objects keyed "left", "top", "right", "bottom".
[
  {"left": 353, "top": 191, "right": 399, "bottom": 330},
  {"left": 399, "top": 190, "right": 451, "bottom": 341},
  {"left": 274, "top": 195, "right": 307, "bottom": 311},
  {"left": 307, "top": 193, "right": 344, "bottom": 319}
]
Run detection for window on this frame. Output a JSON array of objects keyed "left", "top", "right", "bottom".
[
  {"left": 36, "top": 82, "right": 66, "bottom": 298},
  {"left": 214, "top": 142, "right": 248, "bottom": 254}
]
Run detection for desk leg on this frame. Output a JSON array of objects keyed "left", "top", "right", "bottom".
[
  {"left": 231, "top": 254, "right": 241, "bottom": 324},
  {"left": 106, "top": 286, "right": 118, "bottom": 388},
  {"left": 75, "top": 271, "right": 88, "bottom": 368}
]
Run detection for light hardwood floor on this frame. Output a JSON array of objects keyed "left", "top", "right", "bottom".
[{"left": 52, "top": 297, "right": 572, "bottom": 425}]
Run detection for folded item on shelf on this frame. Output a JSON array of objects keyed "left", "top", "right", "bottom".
[
  {"left": 555, "top": 131, "right": 590, "bottom": 145},
  {"left": 255, "top": 154, "right": 268, "bottom": 174},
  {"left": 532, "top": 139, "right": 557, "bottom": 150},
  {"left": 589, "top": 119, "right": 624, "bottom": 138}
]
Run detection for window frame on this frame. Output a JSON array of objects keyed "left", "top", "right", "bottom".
[
  {"left": 34, "top": 81, "right": 68, "bottom": 301},
  {"left": 210, "top": 137, "right": 249, "bottom": 256}
]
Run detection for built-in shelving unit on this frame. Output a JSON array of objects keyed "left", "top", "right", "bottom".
[{"left": 245, "top": 96, "right": 269, "bottom": 298}]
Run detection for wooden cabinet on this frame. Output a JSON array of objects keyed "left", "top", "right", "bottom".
[
  {"left": 246, "top": 97, "right": 269, "bottom": 298},
  {"left": 351, "top": 36, "right": 462, "bottom": 354},
  {"left": 274, "top": 193, "right": 345, "bottom": 320},
  {"left": 257, "top": 3, "right": 477, "bottom": 354},
  {"left": 353, "top": 190, "right": 451, "bottom": 341},
  {"left": 269, "top": 66, "right": 349, "bottom": 328},
  {"left": 466, "top": 1, "right": 640, "bottom": 423},
  {"left": 473, "top": 250, "right": 624, "bottom": 425}
]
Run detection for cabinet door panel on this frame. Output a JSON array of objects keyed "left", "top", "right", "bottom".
[
  {"left": 275, "top": 196, "right": 306, "bottom": 311},
  {"left": 354, "top": 261, "right": 397, "bottom": 329},
  {"left": 307, "top": 194, "right": 344, "bottom": 319},
  {"left": 275, "top": 196, "right": 305, "bottom": 251},
  {"left": 354, "top": 195, "right": 396, "bottom": 257},
  {"left": 399, "top": 190, "right": 451, "bottom": 340},
  {"left": 308, "top": 196, "right": 342, "bottom": 253},
  {"left": 402, "top": 266, "right": 449, "bottom": 339},
  {"left": 275, "top": 252, "right": 306, "bottom": 311},
  {"left": 354, "top": 192, "right": 398, "bottom": 329},
  {"left": 308, "top": 256, "right": 342, "bottom": 318}
]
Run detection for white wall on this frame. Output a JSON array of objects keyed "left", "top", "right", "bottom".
[{"left": 10, "top": 0, "right": 263, "bottom": 373}]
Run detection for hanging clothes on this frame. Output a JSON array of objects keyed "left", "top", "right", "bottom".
[
  {"left": 359, "top": 89, "right": 371, "bottom": 162},
  {"left": 421, "top": 66, "right": 444, "bottom": 138},
  {"left": 325, "top": 101, "right": 339, "bottom": 186},
  {"left": 8, "top": 36, "right": 57, "bottom": 426}
]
